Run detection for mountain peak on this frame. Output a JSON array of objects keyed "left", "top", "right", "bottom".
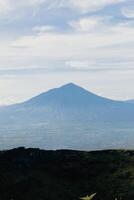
[
  {"left": 60, "top": 83, "right": 78, "bottom": 89},
  {"left": 58, "top": 82, "right": 88, "bottom": 94}
]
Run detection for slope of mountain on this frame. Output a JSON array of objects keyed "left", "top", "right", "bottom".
[
  {"left": 125, "top": 100, "right": 134, "bottom": 104},
  {"left": 0, "top": 147, "right": 134, "bottom": 200}
]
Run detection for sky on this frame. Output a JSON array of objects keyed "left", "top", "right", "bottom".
[{"left": 0, "top": 0, "right": 134, "bottom": 104}]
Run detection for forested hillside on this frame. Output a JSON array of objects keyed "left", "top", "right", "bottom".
[{"left": 0, "top": 148, "right": 134, "bottom": 200}]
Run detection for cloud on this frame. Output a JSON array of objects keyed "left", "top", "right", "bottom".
[
  {"left": 0, "top": 19, "right": 130, "bottom": 73},
  {"left": 0, "top": 0, "right": 58, "bottom": 19},
  {"left": 63, "top": 0, "right": 126, "bottom": 13},
  {"left": 0, "top": 1, "right": 12, "bottom": 16},
  {"left": 65, "top": 60, "right": 134, "bottom": 71},
  {"left": 33, "top": 25, "right": 56, "bottom": 34},
  {"left": 66, "top": 61, "right": 96, "bottom": 69},
  {"left": 122, "top": 6, "right": 134, "bottom": 18},
  {"left": 0, "top": 0, "right": 127, "bottom": 20},
  {"left": 69, "top": 17, "right": 106, "bottom": 32}
]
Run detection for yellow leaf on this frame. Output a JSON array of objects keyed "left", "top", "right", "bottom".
[{"left": 80, "top": 193, "right": 96, "bottom": 200}]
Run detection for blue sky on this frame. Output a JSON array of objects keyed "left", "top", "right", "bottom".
[{"left": 0, "top": 0, "right": 134, "bottom": 104}]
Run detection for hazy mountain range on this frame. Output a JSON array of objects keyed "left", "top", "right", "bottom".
[{"left": 0, "top": 83, "right": 134, "bottom": 150}]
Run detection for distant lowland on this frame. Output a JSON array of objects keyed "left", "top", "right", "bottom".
[{"left": 0, "top": 83, "right": 134, "bottom": 150}]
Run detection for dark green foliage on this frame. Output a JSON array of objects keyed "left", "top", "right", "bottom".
[{"left": 0, "top": 148, "right": 134, "bottom": 200}]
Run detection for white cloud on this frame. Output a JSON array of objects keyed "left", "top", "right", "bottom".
[
  {"left": 0, "top": 21, "right": 131, "bottom": 72},
  {"left": 0, "top": 1, "right": 12, "bottom": 16},
  {"left": 69, "top": 17, "right": 105, "bottom": 32},
  {"left": 66, "top": 61, "right": 96, "bottom": 69},
  {"left": 122, "top": 6, "right": 134, "bottom": 18},
  {"left": 33, "top": 25, "right": 56, "bottom": 34}
]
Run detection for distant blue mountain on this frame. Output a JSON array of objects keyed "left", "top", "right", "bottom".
[
  {"left": 0, "top": 83, "right": 134, "bottom": 124},
  {"left": 22, "top": 83, "right": 115, "bottom": 106}
]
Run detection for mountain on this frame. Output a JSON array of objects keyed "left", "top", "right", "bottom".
[
  {"left": 0, "top": 83, "right": 134, "bottom": 150},
  {"left": 0, "top": 147, "right": 134, "bottom": 200},
  {"left": 22, "top": 82, "right": 115, "bottom": 106},
  {"left": 0, "top": 83, "right": 134, "bottom": 123}
]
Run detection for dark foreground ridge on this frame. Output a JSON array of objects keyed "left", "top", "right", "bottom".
[{"left": 0, "top": 147, "right": 134, "bottom": 200}]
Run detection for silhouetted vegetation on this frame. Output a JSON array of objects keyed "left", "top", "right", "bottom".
[{"left": 0, "top": 147, "right": 134, "bottom": 200}]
